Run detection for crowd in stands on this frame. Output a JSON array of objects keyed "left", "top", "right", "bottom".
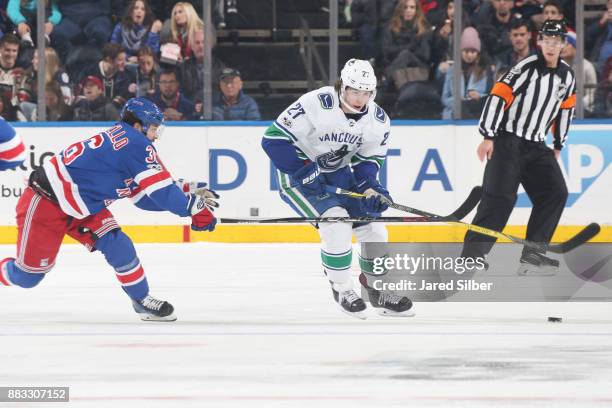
[
  {"left": 347, "top": 0, "right": 612, "bottom": 119},
  {"left": 0, "top": 0, "right": 260, "bottom": 122},
  {"left": 0, "top": 0, "right": 610, "bottom": 121}
]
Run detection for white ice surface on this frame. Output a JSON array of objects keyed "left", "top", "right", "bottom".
[{"left": 1, "top": 243, "right": 612, "bottom": 408}]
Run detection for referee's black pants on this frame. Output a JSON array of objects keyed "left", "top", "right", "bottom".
[{"left": 462, "top": 131, "right": 568, "bottom": 258}]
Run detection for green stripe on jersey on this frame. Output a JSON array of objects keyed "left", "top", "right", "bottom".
[
  {"left": 263, "top": 123, "right": 292, "bottom": 141},
  {"left": 321, "top": 249, "right": 353, "bottom": 271}
]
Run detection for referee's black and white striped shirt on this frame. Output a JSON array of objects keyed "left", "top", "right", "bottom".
[{"left": 479, "top": 52, "right": 576, "bottom": 149}]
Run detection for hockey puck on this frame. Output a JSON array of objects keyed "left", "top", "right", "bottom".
[{"left": 547, "top": 316, "right": 563, "bottom": 322}]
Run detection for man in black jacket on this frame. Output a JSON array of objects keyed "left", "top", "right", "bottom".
[
  {"left": 73, "top": 75, "right": 119, "bottom": 121},
  {"left": 177, "top": 28, "right": 225, "bottom": 103}
]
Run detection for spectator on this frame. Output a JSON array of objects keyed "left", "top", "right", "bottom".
[
  {"left": 441, "top": 27, "right": 494, "bottom": 119},
  {"left": 73, "top": 75, "right": 120, "bottom": 121},
  {"left": 528, "top": 0, "right": 575, "bottom": 29},
  {"left": 52, "top": 0, "right": 113, "bottom": 62},
  {"left": 79, "top": 43, "right": 136, "bottom": 108},
  {"left": 20, "top": 47, "right": 73, "bottom": 120},
  {"left": 32, "top": 82, "right": 73, "bottom": 121},
  {"left": 166, "top": 2, "right": 204, "bottom": 61},
  {"left": 495, "top": 18, "right": 537, "bottom": 75},
  {"left": 588, "top": 0, "right": 612, "bottom": 76},
  {"left": 350, "top": 0, "right": 378, "bottom": 62},
  {"left": 477, "top": 0, "right": 518, "bottom": 60},
  {"left": 212, "top": 68, "right": 260, "bottom": 121},
  {"left": 177, "top": 28, "right": 225, "bottom": 102},
  {"left": 148, "top": 68, "right": 195, "bottom": 121},
  {"left": 594, "top": 57, "right": 612, "bottom": 117},
  {"left": 7, "top": 0, "right": 61, "bottom": 47},
  {"left": 0, "top": 34, "right": 26, "bottom": 106},
  {"left": 432, "top": 0, "right": 471, "bottom": 81},
  {"left": 111, "top": 0, "right": 162, "bottom": 63},
  {"left": 382, "top": 0, "right": 433, "bottom": 90},
  {"left": 134, "top": 45, "right": 158, "bottom": 97},
  {"left": 420, "top": 0, "right": 447, "bottom": 27},
  {"left": 0, "top": 86, "right": 26, "bottom": 121},
  {"left": 562, "top": 31, "right": 597, "bottom": 114}
]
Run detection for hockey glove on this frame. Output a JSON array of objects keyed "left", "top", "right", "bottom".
[
  {"left": 188, "top": 194, "right": 217, "bottom": 232},
  {"left": 175, "top": 179, "right": 220, "bottom": 211},
  {"left": 291, "top": 162, "right": 325, "bottom": 196},
  {"left": 356, "top": 177, "right": 392, "bottom": 213}
]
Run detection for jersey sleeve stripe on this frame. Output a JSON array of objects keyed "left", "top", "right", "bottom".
[
  {"left": 43, "top": 156, "right": 90, "bottom": 219},
  {"left": 263, "top": 124, "right": 292, "bottom": 141},
  {"left": 272, "top": 121, "right": 298, "bottom": 142},
  {"left": 0, "top": 140, "right": 25, "bottom": 161},
  {"left": 0, "top": 133, "right": 23, "bottom": 152},
  {"left": 138, "top": 170, "right": 173, "bottom": 195},
  {"left": 134, "top": 168, "right": 163, "bottom": 184}
]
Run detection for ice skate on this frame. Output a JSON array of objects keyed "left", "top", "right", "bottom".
[
  {"left": 516, "top": 251, "right": 559, "bottom": 276},
  {"left": 359, "top": 274, "right": 415, "bottom": 317},
  {"left": 132, "top": 295, "right": 177, "bottom": 321},
  {"left": 330, "top": 281, "right": 367, "bottom": 320}
]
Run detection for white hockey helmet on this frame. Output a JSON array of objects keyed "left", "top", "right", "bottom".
[{"left": 339, "top": 58, "right": 377, "bottom": 113}]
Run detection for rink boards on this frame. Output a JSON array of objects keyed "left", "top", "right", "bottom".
[{"left": 0, "top": 121, "right": 610, "bottom": 243}]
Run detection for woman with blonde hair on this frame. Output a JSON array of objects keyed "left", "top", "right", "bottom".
[
  {"left": 382, "top": 0, "right": 433, "bottom": 89},
  {"left": 169, "top": 2, "right": 204, "bottom": 60},
  {"left": 20, "top": 47, "right": 74, "bottom": 120}
]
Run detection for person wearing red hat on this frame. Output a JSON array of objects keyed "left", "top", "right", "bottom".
[{"left": 73, "top": 75, "right": 120, "bottom": 121}]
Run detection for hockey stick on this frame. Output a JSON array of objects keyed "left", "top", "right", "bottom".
[
  {"left": 329, "top": 186, "right": 601, "bottom": 254},
  {"left": 220, "top": 186, "right": 482, "bottom": 225},
  {"left": 222, "top": 216, "right": 448, "bottom": 224}
]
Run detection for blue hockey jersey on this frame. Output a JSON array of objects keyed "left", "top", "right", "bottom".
[
  {"left": 0, "top": 118, "right": 26, "bottom": 170},
  {"left": 42, "top": 122, "right": 190, "bottom": 219}
]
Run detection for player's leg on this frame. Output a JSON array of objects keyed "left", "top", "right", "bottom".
[
  {"left": 68, "top": 211, "right": 176, "bottom": 321},
  {"left": 461, "top": 133, "right": 521, "bottom": 259},
  {"left": 276, "top": 169, "right": 366, "bottom": 318},
  {"left": 517, "top": 145, "right": 568, "bottom": 275},
  {"left": 1, "top": 188, "right": 67, "bottom": 288},
  {"left": 354, "top": 223, "right": 414, "bottom": 316}
]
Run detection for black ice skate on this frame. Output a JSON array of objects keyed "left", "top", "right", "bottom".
[
  {"left": 330, "top": 281, "right": 367, "bottom": 320},
  {"left": 359, "top": 273, "right": 415, "bottom": 317},
  {"left": 132, "top": 295, "right": 177, "bottom": 321},
  {"left": 516, "top": 251, "right": 560, "bottom": 276}
]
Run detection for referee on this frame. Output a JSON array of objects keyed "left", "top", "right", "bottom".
[{"left": 462, "top": 19, "right": 575, "bottom": 275}]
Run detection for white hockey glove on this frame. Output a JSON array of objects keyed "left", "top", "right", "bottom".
[{"left": 174, "top": 179, "right": 220, "bottom": 211}]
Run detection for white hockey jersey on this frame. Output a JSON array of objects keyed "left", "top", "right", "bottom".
[{"left": 266, "top": 86, "right": 390, "bottom": 173}]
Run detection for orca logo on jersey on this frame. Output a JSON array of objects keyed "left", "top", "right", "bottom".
[{"left": 316, "top": 144, "right": 350, "bottom": 170}]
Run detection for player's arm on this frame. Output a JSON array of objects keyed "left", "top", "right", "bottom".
[
  {"left": 0, "top": 118, "right": 26, "bottom": 171},
  {"left": 478, "top": 60, "right": 532, "bottom": 138},
  {"left": 551, "top": 76, "right": 576, "bottom": 150},
  {"left": 261, "top": 98, "right": 313, "bottom": 174},
  {"left": 125, "top": 144, "right": 217, "bottom": 231},
  {"left": 351, "top": 111, "right": 392, "bottom": 214}
]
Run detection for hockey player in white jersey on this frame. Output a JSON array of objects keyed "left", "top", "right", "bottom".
[{"left": 262, "top": 59, "right": 414, "bottom": 318}]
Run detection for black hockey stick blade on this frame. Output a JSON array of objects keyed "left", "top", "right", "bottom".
[
  {"left": 548, "top": 222, "right": 601, "bottom": 254},
  {"left": 448, "top": 186, "right": 482, "bottom": 220}
]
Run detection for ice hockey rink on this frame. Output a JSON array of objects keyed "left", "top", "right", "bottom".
[{"left": 1, "top": 242, "right": 612, "bottom": 408}]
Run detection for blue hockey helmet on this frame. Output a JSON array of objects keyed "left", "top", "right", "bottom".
[{"left": 120, "top": 97, "right": 165, "bottom": 135}]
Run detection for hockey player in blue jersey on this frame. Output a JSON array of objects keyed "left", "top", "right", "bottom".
[
  {"left": 0, "top": 97, "right": 218, "bottom": 321},
  {"left": 0, "top": 118, "right": 26, "bottom": 170}
]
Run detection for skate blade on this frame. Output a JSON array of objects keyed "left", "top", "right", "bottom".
[
  {"left": 339, "top": 308, "right": 367, "bottom": 320},
  {"left": 138, "top": 313, "right": 177, "bottom": 322},
  {"left": 377, "top": 308, "right": 416, "bottom": 317},
  {"left": 516, "top": 265, "right": 558, "bottom": 276}
]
